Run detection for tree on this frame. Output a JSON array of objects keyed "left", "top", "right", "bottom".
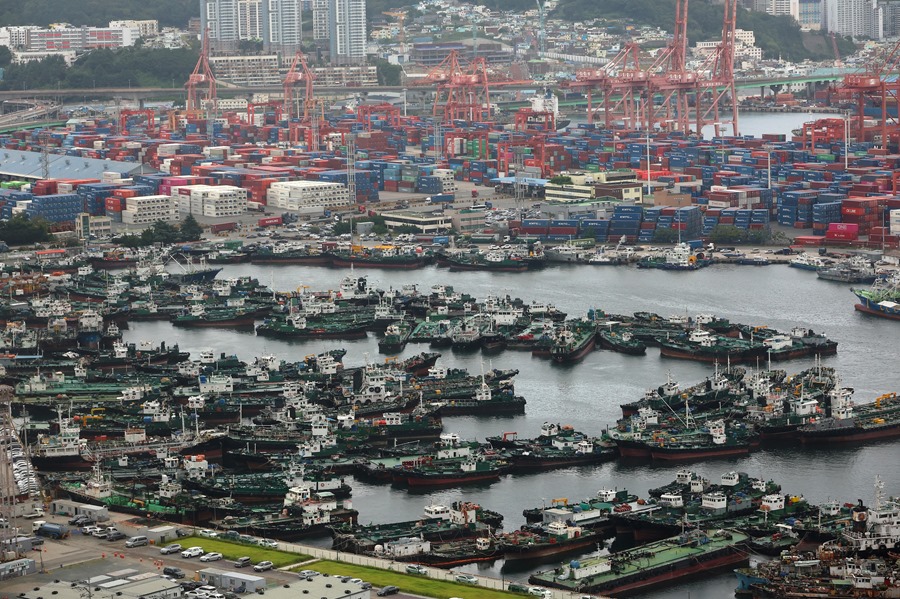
[
  {"left": 0, "top": 46, "right": 12, "bottom": 68},
  {"left": 0, "top": 214, "right": 50, "bottom": 245},
  {"left": 375, "top": 60, "right": 403, "bottom": 86},
  {"left": 549, "top": 175, "right": 573, "bottom": 185},
  {"left": 708, "top": 225, "right": 747, "bottom": 244},
  {"left": 180, "top": 215, "right": 203, "bottom": 241}
]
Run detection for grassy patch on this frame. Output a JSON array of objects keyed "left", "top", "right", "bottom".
[
  {"left": 174, "top": 536, "right": 308, "bottom": 568},
  {"left": 292, "top": 561, "right": 518, "bottom": 598}
]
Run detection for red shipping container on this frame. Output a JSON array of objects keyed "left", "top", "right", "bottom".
[
  {"left": 828, "top": 222, "right": 859, "bottom": 233},
  {"left": 258, "top": 216, "right": 282, "bottom": 227}
]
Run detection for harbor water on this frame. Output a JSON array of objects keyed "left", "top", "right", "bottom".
[{"left": 126, "top": 261, "right": 900, "bottom": 598}]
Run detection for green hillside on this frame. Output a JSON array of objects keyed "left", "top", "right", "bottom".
[{"left": 0, "top": 0, "right": 196, "bottom": 28}]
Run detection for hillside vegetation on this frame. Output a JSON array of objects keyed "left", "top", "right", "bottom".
[{"left": 0, "top": 0, "right": 195, "bottom": 28}]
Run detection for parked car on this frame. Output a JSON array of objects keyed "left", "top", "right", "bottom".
[
  {"left": 376, "top": 586, "right": 399, "bottom": 597},
  {"left": 163, "top": 567, "right": 185, "bottom": 579},
  {"left": 181, "top": 546, "right": 205, "bottom": 558},
  {"left": 297, "top": 570, "right": 320, "bottom": 578},
  {"left": 160, "top": 543, "right": 183, "bottom": 555},
  {"left": 258, "top": 539, "right": 278, "bottom": 548},
  {"left": 405, "top": 565, "right": 428, "bottom": 575},
  {"left": 253, "top": 561, "right": 274, "bottom": 572},
  {"left": 106, "top": 532, "right": 126, "bottom": 541},
  {"left": 233, "top": 557, "right": 251, "bottom": 568},
  {"left": 198, "top": 529, "right": 219, "bottom": 538},
  {"left": 199, "top": 552, "right": 223, "bottom": 562},
  {"left": 454, "top": 574, "right": 478, "bottom": 585},
  {"left": 81, "top": 525, "right": 102, "bottom": 535}
]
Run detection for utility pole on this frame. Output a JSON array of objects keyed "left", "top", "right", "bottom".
[{"left": 346, "top": 134, "right": 357, "bottom": 205}]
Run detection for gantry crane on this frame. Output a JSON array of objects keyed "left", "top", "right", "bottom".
[
  {"left": 694, "top": 0, "right": 739, "bottom": 137},
  {"left": 283, "top": 50, "right": 316, "bottom": 120},
  {"left": 645, "top": 0, "right": 698, "bottom": 134},
  {"left": 118, "top": 109, "right": 156, "bottom": 136},
  {"left": 841, "top": 38, "right": 900, "bottom": 146},
  {"left": 185, "top": 29, "right": 216, "bottom": 115}
]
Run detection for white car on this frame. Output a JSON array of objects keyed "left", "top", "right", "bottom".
[
  {"left": 198, "top": 529, "right": 219, "bottom": 538},
  {"left": 199, "top": 552, "right": 223, "bottom": 562},
  {"left": 258, "top": 539, "right": 278, "bottom": 548},
  {"left": 81, "top": 525, "right": 102, "bottom": 535},
  {"left": 181, "top": 546, "right": 205, "bottom": 558}
]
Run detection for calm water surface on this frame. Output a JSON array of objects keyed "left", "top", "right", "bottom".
[{"left": 126, "top": 261, "right": 900, "bottom": 597}]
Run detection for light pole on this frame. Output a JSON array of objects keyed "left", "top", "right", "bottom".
[{"left": 843, "top": 110, "right": 850, "bottom": 170}]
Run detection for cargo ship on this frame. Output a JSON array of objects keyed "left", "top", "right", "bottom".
[{"left": 529, "top": 529, "right": 749, "bottom": 597}]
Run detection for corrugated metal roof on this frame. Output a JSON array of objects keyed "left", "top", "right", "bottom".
[{"left": 0, "top": 149, "right": 156, "bottom": 180}]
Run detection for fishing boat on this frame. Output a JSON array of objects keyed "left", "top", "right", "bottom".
[
  {"left": 816, "top": 255, "right": 877, "bottom": 284},
  {"left": 550, "top": 320, "right": 596, "bottom": 363},
  {"left": 789, "top": 252, "right": 829, "bottom": 271},
  {"left": 852, "top": 271, "right": 900, "bottom": 321}
]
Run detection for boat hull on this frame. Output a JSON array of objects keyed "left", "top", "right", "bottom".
[{"left": 854, "top": 302, "right": 900, "bottom": 321}]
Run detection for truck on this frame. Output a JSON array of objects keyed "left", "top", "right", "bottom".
[
  {"left": 258, "top": 216, "right": 282, "bottom": 228},
  {"left": 209, "top": 222, "right": 238, "bottom": 234},
  {"left": 34, "top": 522, "right": 69, "bottom": 539},
  {"left": 23, "top": 507, "right": 45, "bottom": 519}
]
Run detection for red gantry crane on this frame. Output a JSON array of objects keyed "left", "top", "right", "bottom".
[
  {"left": 185, "top": 29, "right": 217, "bottom": 115},
  {"left": 693, "top": 0, "right": 739, "bottom": 137},
  {"left": 283, "top": 50, "right": 315, "bottom": 120},
  {"left": 840, "top": 38, "right": 900, "bottom": 146},
  {"left": 645, "top": 0, "right": 698, "bottom": 134}
]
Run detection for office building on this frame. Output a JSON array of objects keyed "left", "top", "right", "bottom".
[
  {"left": 824, "top": 0, "right": 883, "bottom": 39},
  {"left": 328, "top": 0, "right": 367, "bottom": 64},
  {"left": 201, "top": 0, "right": 262, "bottom": 52},
  {"left": 263, "top": 0, "right": 303, "bottom": 53}
]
